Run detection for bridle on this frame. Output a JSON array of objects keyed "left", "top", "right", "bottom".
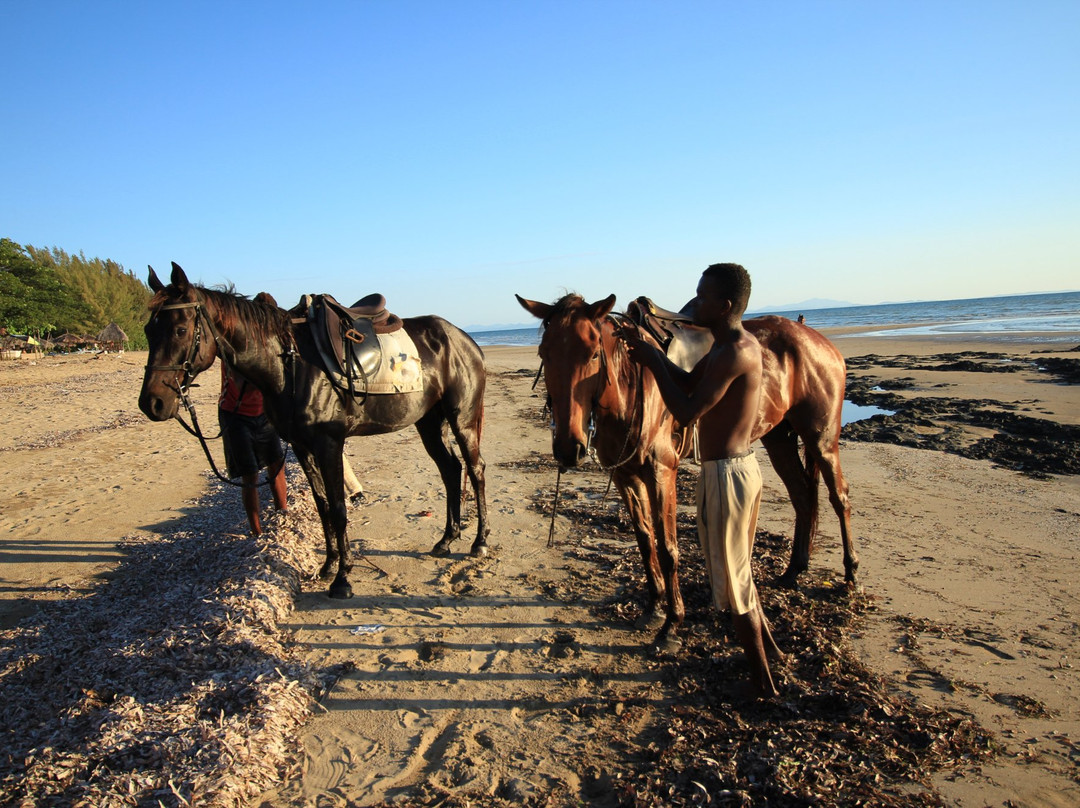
[
  {"left": 579, "top": 314, "right": 646, "bottom": 469},
  {"left": 144, "top": 294, "right": 282, "bottom": 488},
  {"left": 541, "top": 313, "right": 647, "bottom": 545},
  {"left": 144, "top": 300, "right": 207, "bottom": 396}
]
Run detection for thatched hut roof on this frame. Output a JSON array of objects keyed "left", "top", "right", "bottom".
[
  {"left": 97, "top": 323, "right": 129, "bottom": 344},
  {"left": 55, "top": 333, "right": 97, "bottom": 347}
]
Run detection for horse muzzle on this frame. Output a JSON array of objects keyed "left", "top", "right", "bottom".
[
  {"left": 552, "top": 436, "right": 589, "bottom": 469},
  {"left": 139, "top": 390, "right": 178, "bottom": 421}
]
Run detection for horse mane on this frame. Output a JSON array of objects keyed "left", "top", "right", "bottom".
[{"left": 150, "top": 284, "right": 293, "bottom": 347}]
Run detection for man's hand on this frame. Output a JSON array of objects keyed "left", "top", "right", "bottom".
[{"left": 620, "top": 324, "right": 662, "bottom": 369}]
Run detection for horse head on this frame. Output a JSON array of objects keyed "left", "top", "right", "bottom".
[
  {"left": 139, "top": 262, "right": 219, "bottom": 421},
  {"left": 516, "top": 293, "right": 617, "bottom": 469}
]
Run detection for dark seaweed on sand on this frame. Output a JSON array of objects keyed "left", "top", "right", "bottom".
[
  {"left": 843, "top": 352, "right": 1080, "bottom": 477},
  {"left": 579, "top": 479, "right": 995, "bottom": 806}
]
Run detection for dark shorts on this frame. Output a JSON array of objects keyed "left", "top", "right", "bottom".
[{"left": 218, "top": 409, "right": 284, "bottom": 480}]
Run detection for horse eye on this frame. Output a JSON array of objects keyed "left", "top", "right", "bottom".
[{"left": 175, "top": 326, "right": 187, "bottom": 337}]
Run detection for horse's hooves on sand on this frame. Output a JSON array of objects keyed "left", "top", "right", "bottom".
[
  {"left": 773, "top": 571, "right": 802, "bottom": 590},
  {"left": 429, "top": 542, "right": 452, "bottom": 558},
  {"left": 328, "top": 581, "right": 353, "bottom": 599},
  {"left": 470, "top": 544, "right": 489, "bottom": 558},
  {"left": 634, "top": 610, "right": 665, "bottom": 632},
  {"left": 650, "top": 633, "right": 683, "bottom": 657}
]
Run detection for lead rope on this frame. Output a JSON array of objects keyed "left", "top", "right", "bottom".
[{"left": 547, "top": 467, "right": 562, "bottom": 547}]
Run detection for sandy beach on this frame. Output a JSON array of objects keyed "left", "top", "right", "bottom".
[{"left": 1, "top": 330, "right": 1078, "bottom": 807}]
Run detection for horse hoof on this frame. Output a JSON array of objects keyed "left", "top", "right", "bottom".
[
  {"left": 430, "top": 542, "right": 452, "bottom": 558},
  {"left": 773, "top": 571, "right": 801, "bottom": 590},
  {"left": 328, "top": 581, "right": 353, "bottom": 599},
  {"left": 650, "top": 633, "right": 683, "bottom": 657},
  {"left": 470, "top": 543, "right": 488, "bottom": 558},
  {"left": 634, "top": 609, "right": 665, "bottom": 631}
]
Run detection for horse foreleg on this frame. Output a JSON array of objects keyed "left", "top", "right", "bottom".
[
  {"left": 649, "top": 462, "right": 684, "bottom": 652},
  {"left": 616, "top": 470, "right": 665, "bottom": 626},
  {"left": 292, "top": 447, "right": 336, "bottom": 576},
  {"left": 448, "top": 412, "right": 490, "bottom": 556},
  {"left": 320, "top": 444, "right": 353, "bottom": 598},
  {"left": 295, "top": 441, "right": 353, "bottom": 598},
  {"left": 761, "top": 427, "right": 818, "bottom": 589},
  {"left": 416, "top": 412, "right": 463, "bottom": 557}
]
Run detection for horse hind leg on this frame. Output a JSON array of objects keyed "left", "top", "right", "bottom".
[
  {"left": 415, "top": 410, "right": 464, "bottom": 557},
  {"left": 811, "top": 441, "right": 858, "bottom": 585},
  {"left": 761, "top": 425, "right": 818, "bottom": 589}
]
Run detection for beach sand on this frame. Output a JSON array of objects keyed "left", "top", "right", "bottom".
[{"left": 1, "top": 332, "right": 1078, "bottom": 806}]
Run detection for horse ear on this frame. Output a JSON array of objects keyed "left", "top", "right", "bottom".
[
  {"left": 147, "top": 266, "right": 165, "bottom": 292},
  {"left": 170, "top": 262, "right": 190, "bottom": 293},
  {"left": 516, "top": 294, "right": 553, "bottom": 321},
  {"left": 587, "top": 294, "right": 617, "bottom": 321}
]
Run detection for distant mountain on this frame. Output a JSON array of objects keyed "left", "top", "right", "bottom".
[
  {"left": 464, "top": 322, "right": 536, "bottom": 333},
  {"left": 749, "top": 297, "right": 858, "bottom": 313}
]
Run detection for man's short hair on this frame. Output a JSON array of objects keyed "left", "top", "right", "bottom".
[{"left": 702, "top": 263, "right": 752, "bottom": 313}]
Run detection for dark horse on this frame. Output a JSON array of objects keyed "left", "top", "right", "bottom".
[
  {"left": 517, "top": 293, "right": 856, "bottom": 648},
  {"left": 140, "top": 263, "right": 489, "bottom": 599}
]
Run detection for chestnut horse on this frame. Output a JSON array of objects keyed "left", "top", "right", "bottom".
[
  {"left": 140, "top": 263, "right": 489, "bottom": 599},
  {"left": 517, "top": 293, "right": 856, "bottom": 648}
]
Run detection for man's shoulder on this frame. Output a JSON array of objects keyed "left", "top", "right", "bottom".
[{"left": 706, "top": 330, "right": 760, "bottom": 358}]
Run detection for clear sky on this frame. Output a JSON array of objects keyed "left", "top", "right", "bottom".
[{"left": 4, "top": 1, "right": 1077, "bottom": 328}]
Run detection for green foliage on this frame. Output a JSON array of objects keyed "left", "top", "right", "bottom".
[{"left": 1, "top": 238, "right": 152, "bottom": 349}]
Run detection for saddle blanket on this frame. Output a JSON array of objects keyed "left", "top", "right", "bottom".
[{"left": 362, "top": 329, "right": 424, "bottom": 394}]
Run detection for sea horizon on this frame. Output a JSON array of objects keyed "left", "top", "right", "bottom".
[{"left": 469, "top": 290, "right": 1080, "bottom": 346}]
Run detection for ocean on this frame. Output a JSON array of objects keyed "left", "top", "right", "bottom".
[{"left": 469, "top": 290, "right": 1080, "bottom": 347}]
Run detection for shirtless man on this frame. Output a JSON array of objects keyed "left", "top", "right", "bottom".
[{"left": 623, "top": 262, "right": 782, "bottom": 698}]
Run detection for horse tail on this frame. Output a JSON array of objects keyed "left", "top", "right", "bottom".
[{"left": 803, "top": 443, "right": 821, "bottom": 549}]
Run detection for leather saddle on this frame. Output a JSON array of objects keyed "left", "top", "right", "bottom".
[
  {"left": 295, "top": 293, "right": 404, "bottom": 396},
  {"left": 626, "top": 295, "right": 713, "bottom": 371}
]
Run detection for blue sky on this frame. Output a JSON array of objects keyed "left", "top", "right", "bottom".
[{"left": 4, "top": 1, "right": 1077, "bottom": 328}]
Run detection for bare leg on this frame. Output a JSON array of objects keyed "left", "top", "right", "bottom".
[
  {"left": 342, "top": 454, "right": 364, "bottom": 500},
  {"left": 241, "top": 472, "right": 262, "bottom": 535},
  {"left": 732, "top": 608, "right": 779, "bottom": 699},
  {"left": 268, "top": 460, "right": 288, "bottom": 511}
]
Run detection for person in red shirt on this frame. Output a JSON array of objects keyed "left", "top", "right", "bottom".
[{"left": 218, "top": 292, "right": 288, "bottom": 535}]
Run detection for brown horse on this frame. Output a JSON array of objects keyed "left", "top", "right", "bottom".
[
  {"left": 517, "top": 293, "right": 856, "bottom": 647},
  {"left": 140, "top": 263, "right": 489, "bottom": 599}
]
